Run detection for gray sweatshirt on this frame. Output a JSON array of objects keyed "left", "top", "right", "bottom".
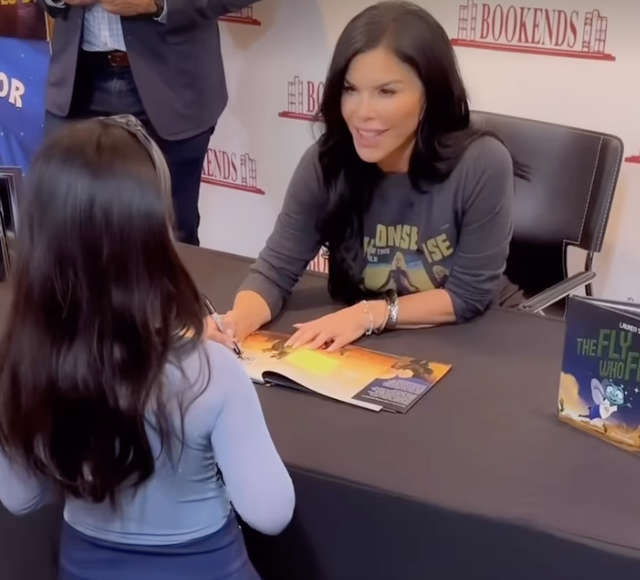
[{"left": 238, "top": 136, "right": 515, "bottom": 322}]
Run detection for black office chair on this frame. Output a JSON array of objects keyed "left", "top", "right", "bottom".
[{"left": 471, "top": 111, "right": 624, "bottom": 318}]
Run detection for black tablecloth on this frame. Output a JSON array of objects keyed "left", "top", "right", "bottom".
[{"left": 2, "top": 246, "right": 640, "bottom": 580}]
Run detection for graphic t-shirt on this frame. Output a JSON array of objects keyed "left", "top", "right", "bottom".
[
  {"left": 361, "top": 173, "right": 457, "bottom": 296},
  {"left": 240, "top": 136, "right": 515, "bottom": 323}
]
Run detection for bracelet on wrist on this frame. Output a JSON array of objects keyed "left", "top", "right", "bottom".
[
  {"left": 374, "top": 300, "right": 390, "bottom": 334},
  {"left": 384, "top": 289, "right": 399, "bottom": 330},
  {"left": 360, "top": 300, "right": 374, "bottom": 336}
]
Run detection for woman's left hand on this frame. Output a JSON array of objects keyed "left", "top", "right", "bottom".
[{"left": 286, "top": 303, "right": 377, "bottom": 352}]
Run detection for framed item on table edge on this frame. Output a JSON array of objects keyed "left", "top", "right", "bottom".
[
  {"left": 0, "top": 167, "right": 21, "bottom": 235},
  {"left": 0, "top": 167, "right": 22, "bottom": 278}
]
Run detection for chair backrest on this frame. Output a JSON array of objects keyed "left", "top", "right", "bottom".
[{"left": 470, "top": 110, "right": 623, "bottom": 298}]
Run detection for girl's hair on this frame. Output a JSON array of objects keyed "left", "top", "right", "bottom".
[
  {"left": 0, "top": 119, "right": 207, "bottom": 505},
  {"left": 315, "top": 0, "right": 528, "bottom": 304}
]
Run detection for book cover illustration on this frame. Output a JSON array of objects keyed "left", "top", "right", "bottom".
[
  {"left": 240, "top": 331, "right": 452, "bottom": 413},
  {"left": 558, "top": 297, "right": 640, "bottom": 453}
]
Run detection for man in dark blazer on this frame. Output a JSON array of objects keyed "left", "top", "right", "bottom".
[{"left": 39, "top": 0, "right": 260, "bottom": 245}]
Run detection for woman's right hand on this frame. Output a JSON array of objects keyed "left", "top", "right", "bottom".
[{"left": 205, "top": 310, "right": 239, "bottom": 351}]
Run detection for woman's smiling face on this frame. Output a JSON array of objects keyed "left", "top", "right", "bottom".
[{"left": 341, "top": 46, "right": 425, "bottom": 173}]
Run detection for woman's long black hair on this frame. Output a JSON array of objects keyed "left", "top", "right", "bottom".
[
  {"left": 316, "top": 0, "right": 528, "bottom": 304},
  {"left": 0, "top": 119, "right": 208, "bottom": 505}
]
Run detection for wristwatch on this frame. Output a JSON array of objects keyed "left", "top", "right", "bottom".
[{"left": 384, "top": 289, "right": 399, "bottom": 330}]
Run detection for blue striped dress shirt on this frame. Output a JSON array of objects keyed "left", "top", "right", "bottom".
[
  {"left": 44, "top": 2, "right": 167, "bottom": 51},
  {"left": 82, "top": 6, "right": 126, "bottom": 52}
]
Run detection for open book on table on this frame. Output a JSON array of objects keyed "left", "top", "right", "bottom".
[{"left": 239, "top": 331, "right": 452, "bottom": 413}]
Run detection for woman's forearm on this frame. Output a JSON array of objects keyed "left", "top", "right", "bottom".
[
  {"left": 232, "top": 290, "right": 272, "bottom": 341},
  {"left": 368, "top": 289, "right": 456, "bottom": 330}
]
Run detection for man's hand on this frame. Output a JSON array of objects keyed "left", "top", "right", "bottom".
[
  {"left": 64, "top": 0, "right": 97, "bottom": 5},
  {"left": 99, "top": 0, "right": 158, "bottom": 16}
]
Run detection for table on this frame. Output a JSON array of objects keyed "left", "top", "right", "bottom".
[{"left": 2, "top": 246, "right": 640, "bottom": 580}]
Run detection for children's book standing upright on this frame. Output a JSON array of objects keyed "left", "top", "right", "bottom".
[{"left": 558, "top": 296, "right": 640, "bottom": 453}]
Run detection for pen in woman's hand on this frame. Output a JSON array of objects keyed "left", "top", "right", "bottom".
[{"left": 201, "top": 293, "right": 243, "bottom": 359}]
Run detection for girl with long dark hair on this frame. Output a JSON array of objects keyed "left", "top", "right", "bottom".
[
  {"left": 0, "top": 117, "right": 294, "bottom": 580},
  {"left": 209, "top": 0, "right": 527, "bottom": 352}
]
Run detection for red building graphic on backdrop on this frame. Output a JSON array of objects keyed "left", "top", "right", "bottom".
[
  {"left": 201, "top": 148, "right": 264, "bottom": 195},
  {"left": 307, "top": 248, "right": 329, "bottom": 274},
  {"left": 278, "top": 76, "right": 325, "bottom": 122},
  {"left": 220, "top": 7, "right": 261, "bottom": 26},
  {"left": 451, "top": 1, "right": 615, "bottom": 61},
  {"left": 625, "top": 148, "right": 640, "bottom": 164},
  {"left": 0, "top": 1, "right": 49, "bottom": 41}
]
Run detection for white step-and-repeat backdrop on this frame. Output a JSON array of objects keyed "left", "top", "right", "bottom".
[{"left": 201, "top": 0, "right": 640, "bottom": 301}]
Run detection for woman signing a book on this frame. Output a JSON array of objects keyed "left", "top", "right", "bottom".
[
  {"left": 0, "top": 118, "right": 294, "bottom": 580},
  {"left": 209, "top": 1, "right": 527, "bottom": 353}
]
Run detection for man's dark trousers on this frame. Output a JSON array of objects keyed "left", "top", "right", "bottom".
[{"left": 44, "top": 52, "right": 213, "bottom": 246}]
